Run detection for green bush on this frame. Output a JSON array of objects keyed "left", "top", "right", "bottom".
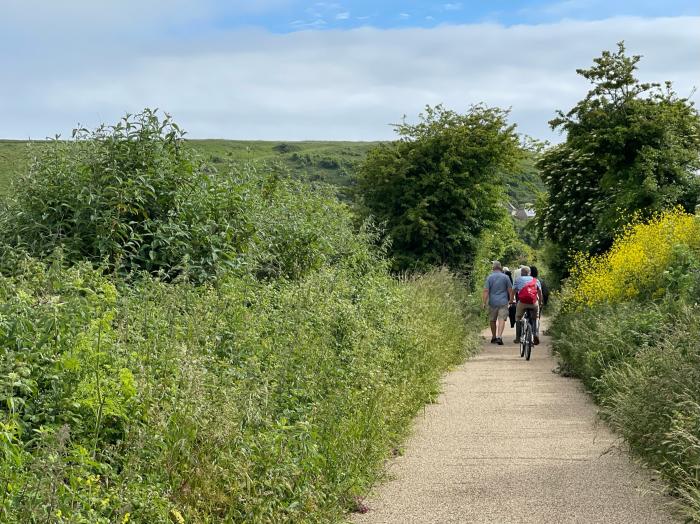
[
  {"left": 599, "top": 308, "right": 700, "bottom": 520},
  {"left": 550, "top": 247, "right": 700, "bottom": 519},
  {"left": 0, "top": 261, "right": 477, "bottom": 523},
  {"left": 0, "top": 110, "right": 241, "bottom": 280},
  {"left": 0, "top": 111, "right": 378, "bottom": 284},
  {"left": 550, "top": 303, "right": 667, "bottom": 391},
  {"left": 0, "top": 110, "right": 481, "bottom": 523},
  {"left": 357, "top": 104, "right": 521, "bottom": 272}
]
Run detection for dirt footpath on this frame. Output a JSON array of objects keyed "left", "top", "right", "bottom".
[{"left": 351, "top": 320, "right": 678, "bottom": 524}]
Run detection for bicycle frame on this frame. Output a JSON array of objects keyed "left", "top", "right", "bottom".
[{"left": 519, "top": 309, "right": 537, "bottom": 361}]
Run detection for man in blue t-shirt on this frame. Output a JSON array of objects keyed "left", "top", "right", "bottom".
[{"left": 482, "top": 261, "right": 514, "bottom": 345}]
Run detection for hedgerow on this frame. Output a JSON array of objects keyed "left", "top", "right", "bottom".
[
  {"left": 0, "top": 111, "right": 480, "bottom": 522},
  {"left": 551, "top": 211, "right": 700, "bottom": 520}
]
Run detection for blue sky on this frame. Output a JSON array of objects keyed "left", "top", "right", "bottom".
[
  {"left": 211, "top": 0, "right": 700, "bottom": 32},
  {"left": 1, "top": 1, "right": 699, "bottom": 141}
]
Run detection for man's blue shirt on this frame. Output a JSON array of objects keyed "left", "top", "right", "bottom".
[
  {"left": 514, "top": 276, "right": 542, "bottom": 294},
  {"left": 484, "top": 271, "right": 512, "bottom": 307}
]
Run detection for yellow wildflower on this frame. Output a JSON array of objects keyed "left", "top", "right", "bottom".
[{"left": 562, "top": 209, "right": 700, "bottom": 310}]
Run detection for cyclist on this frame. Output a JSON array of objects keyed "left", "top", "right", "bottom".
[{"left": 512, "top": 266, "right": 543, "bottom": 345}]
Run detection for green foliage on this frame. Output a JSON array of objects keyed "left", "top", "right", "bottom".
[
  {"left": 536, "top": 42, "right": 700, "bottom": 276},
  {"left": 357, "top": 104, "right": 521, "bottom": 272},
  {"left": 2, "top": 138, "right": 543, "bottom": 208},
  {"left": 0, "top": 141, "right": 45, "bottom": 196},
  {"left": 550, "top": 237, "right": 700, "bottom": 519},
  {"left": 189, "top": 140, "right": 378, "bottom": 202},
  {"left": 472, "top": 213, "right": 533, "bottom": 287},
  {"left": 0, "top": 110, "right": 252, "bottom": 281},
  {"left": 502, "top": 149, "right": 545, "bottom": 209},
  {"left": 0, "top": 113, "right": 382, "bottom": 284},
  {"left": 0, "top": 261, "right": 478, "bottom": 523},
  {"left": 0, "top": 110, "right": 482, "bottom": 523}
]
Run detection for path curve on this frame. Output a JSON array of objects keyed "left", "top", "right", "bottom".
[{"left": 351, "top": 320, "right": 677, "bottom": 523}]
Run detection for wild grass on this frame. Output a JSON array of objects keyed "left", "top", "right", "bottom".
[
  {"left": 0, "top": 261, "right": 478, "bottom": 523},
  {"left": 551, "top": 211, "right": 700, "bottom": 520},
  {"left": 0, "top": 111, "right": 481, "bottom": 522}
]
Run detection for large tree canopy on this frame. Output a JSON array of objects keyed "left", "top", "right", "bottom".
[
  {"left": 357, "top": 104, "right": 520, "bottom": 272},
  {"left": 536, "top": 43, "right": 700, "bottom": 274}
]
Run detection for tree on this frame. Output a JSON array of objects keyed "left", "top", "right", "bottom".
[
  {"left": 536, "top": 43, "right": 700, "bottom": 276},
  {"left": 357, "top": 104, "right": 521, "bottom": 272}
]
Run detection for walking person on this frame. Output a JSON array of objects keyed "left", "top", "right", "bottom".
[
  {"left": 503, "top": 266, "right": 513, "bottom": 284},
  {"left": 530, "top": 265, "right": 549, "bottom": 307},
  {"left": 482, "top": 261, "right": 514, "bottom": 345}
]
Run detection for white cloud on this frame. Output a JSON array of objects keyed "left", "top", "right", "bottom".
[
  {"left": 444, "top": 3, "right": 464, "bottom": 11},
  {"left": 336, "top": 12, "right": 351, "bottom": 20},
  {"left": 399, "top": 13, "right": 411, "bottom": 19},
  {"left": 1, "top": 16, "right": 698, "bottom": 141}
]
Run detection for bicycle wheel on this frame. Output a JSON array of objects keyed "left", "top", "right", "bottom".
[
  {"left": 525, "top": 323, "right": 533, "bottom": 361},
  {"left": 519, "top": 320, "right": 526, "bottom": 357}
]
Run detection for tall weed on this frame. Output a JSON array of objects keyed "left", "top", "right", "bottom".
[
  {"left": 0, "top": 260, "right": 477, "bottom": 523},
  {"left": 551, "top": 211, "right": 700, "bottom": 519}
]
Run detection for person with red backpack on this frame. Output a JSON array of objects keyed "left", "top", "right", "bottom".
[{"left": 512, "top": 266, "right": 543, "bottom": 345}]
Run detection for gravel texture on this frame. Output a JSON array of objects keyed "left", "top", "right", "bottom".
[{"left": 350, "top": 320, "right": 678, "bottom": 524}]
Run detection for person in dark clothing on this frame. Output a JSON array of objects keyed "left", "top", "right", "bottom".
[
  {"left": 530, "top": 265, "right": 549, "bottom": 306},
  {"left": 503, "top": 266, "right": 513, "bottom": 284},
  {"left": 503, "top": 267, "right": 516, "bottom": 327}
]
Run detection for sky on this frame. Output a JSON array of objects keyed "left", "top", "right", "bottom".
[{"left": 1, "top": 0, "right": 699, "bottom": 142}]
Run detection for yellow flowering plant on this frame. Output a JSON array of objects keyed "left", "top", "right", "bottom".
[{"left": 561, "top": 209, "right": 700, "bottom": 310}]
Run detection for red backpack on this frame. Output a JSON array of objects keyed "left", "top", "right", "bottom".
[{"left": 518, "top": 278, "right": 539, "bottom": 304}]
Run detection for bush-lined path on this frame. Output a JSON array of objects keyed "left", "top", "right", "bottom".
[{"left": 352, "top": 321, "right": 677, "bottom": 523}]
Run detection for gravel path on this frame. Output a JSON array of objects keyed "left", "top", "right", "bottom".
[{"left": 351, "top": 320, "right": 678, "bottom": 523}]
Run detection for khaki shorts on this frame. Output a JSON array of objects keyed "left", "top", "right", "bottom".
[
  {"left": 515, "top": 301, "right": 539, "bottom": 320},
  {"left": 489, "top": 305, "right": 508, "bottom": 322}
]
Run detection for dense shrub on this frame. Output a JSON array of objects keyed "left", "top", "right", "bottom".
[
  {"left": 551, "top": 210, "right": 700, "bottom": 520},
  {"left": 0, "top": 262, "right": 478, "bottom": 523},
  {"left": 0, "top": 111, "right": 481, "bottom": 522},
  {"left": 0, "top": 110, "right": 236, "bottom": 279},
  {"left": 357, "top": 104, "right": 521, "bottom": 272},
  {"left": 561, "top": 209, "right": 700, "bottom": 309},
  {"left": 536, "top": 43, "right": 700, "bottom": 277},
  {"left": 471, "top": 212, "right": 533, "bottom": 286},
  {"left": 0, "top": 111, "right": 377, "bottom": 284}
]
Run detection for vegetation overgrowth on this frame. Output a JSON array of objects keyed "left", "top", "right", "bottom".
[
  {"left": 536, "top": 43, "right": 700, "bottom": 280},
  {"left": 560, "top": 209, "right": 700, "bottom": 309},
  {"left": 550, "top": 210, "right": 700, "bottom": 520},
  {"left": 0, "top": 111, "right": 482, "bottom": 522},
  {"left": 0, "top": 139, "right": 543, "bottom": 207},
  {"left": 357, "top": 104, "right": 522, "bottom": 272}
]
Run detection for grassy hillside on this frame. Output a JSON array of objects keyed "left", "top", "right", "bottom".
[
  {"left": 0, "top": 139, "right": 543, "bottom": 205},
  {"left": 0, "top": 139, "right": 375, "bottom": 196},
  {"left": 0, "top": 141, "right": 42, "bottom": 194}
]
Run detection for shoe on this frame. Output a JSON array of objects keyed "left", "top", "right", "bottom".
[
  {"left": 534, "top": 335, "right": 540, "bottom": 345},
  {"left": 490, "top": 337, "right": 497, "bottom": 343},
  {"left": 496, "top": 338, "right": 504, "bottom": 346},
  {"left": 513, "top": 338, "right": 519, "bottom": 344}
]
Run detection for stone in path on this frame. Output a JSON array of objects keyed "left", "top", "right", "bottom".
[{"left": 351, "top": 321, "right": 678, "bottom": 524}]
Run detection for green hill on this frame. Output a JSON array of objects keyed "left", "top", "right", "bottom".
[{"left": 0, "top": 139, "right": 543, "bottom": 205}]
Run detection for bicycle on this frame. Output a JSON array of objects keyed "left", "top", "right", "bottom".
[{"left": 519, "top": 309, "right": 537, "bottom": 361}]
